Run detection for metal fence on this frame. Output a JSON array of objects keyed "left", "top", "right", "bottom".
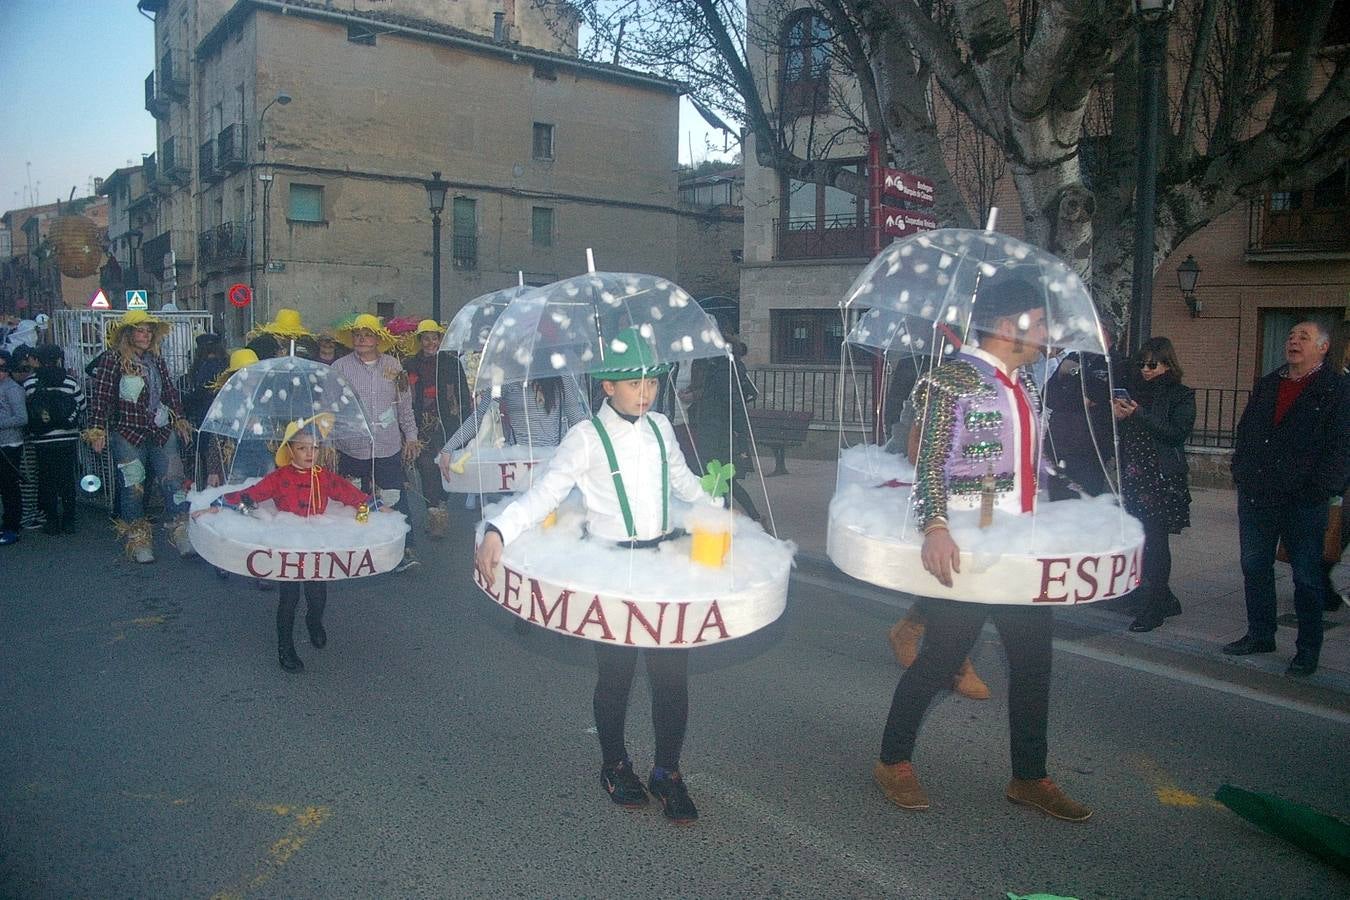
[
  {"left": 748, "top": 365, "right": 1252, "bottom": 447},
  {"left": 53, "top": 309, "right": 216, "bottom": 512}
]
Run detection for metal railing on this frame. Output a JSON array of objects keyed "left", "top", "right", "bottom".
[
  {"left": 452, "top": 233, "right": 478, "bottom": 268},
  {"left": 199, "top": 139, "right": 220, "bottom": 183},
  {"left": 774, "top": 214, "right": 867, "bottom": 260},
  {"left": 217, "top": 123, "right": 247, "bottom": 170},
  {"left": 1248, "top": 199, "right": 1350, "bottom": 254},
  {"left": 747, "top": 367, "right": 1252, "bottom": 446}
]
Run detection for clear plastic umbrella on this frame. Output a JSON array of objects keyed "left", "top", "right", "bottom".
[
  {"left": 476, "top": 272, "right": 728, "bottom": 390},
  {"left": 840, "top": 228, "right": 1106, "bottom": 354},
  {"left": 198, "top": 356, "right": 373, "bottom": 483},
  {"left": 440, "top": 284, "right": 537, "bottom": 358}
]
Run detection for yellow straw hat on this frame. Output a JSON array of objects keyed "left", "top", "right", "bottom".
[
  {"left": 275, "top": 412, "right": 336, "bottom": 467},
  {"left": 335, "top": 313, "right": 396, "bottom": 353},
  {"left": 414, "top": 319, "right": 446, "bottom": 336},
  {"left": 257, "top": 307, "right": 312, "bottom": 339},
  {"left": 208, "top": 347, "right": 261, "bottom": 390},
  {"left": 105, "top": 309, "right": 171, "bottom": 347}
]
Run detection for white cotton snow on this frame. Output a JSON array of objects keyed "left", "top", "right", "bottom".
[{"left": 188, "top": 480, "right": 409, "bottom": 549}]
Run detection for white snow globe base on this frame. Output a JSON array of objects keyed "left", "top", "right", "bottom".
[
  {"left": 440, "top": 444, "right": 557, "bottom": 495},
  {"left": 474, "top": 498, "right": 795, "bottom": 647},
  {"left": 188, "top": 480, "right": 409, "bottom": 581},
  {"left": 827, "top": 446, "right": 1145, "bottom": 605}
]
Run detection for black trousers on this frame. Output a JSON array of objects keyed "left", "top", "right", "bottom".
[
  {"left": 414, "top": 447, "right": 446, "bottom": 506},
  {"left": 33, "top": 439, "right": 78, "bottom": 527},
  {"left": 338, "top": 451, "right": 413, "bottom": 544},
  {"left": 593, "top": 644, "right": 689, "bottom": 770},
  {"left": 277, "top": 581, "right": 327, "bottom": 627},
  {"left": 0, "top": 445, "right": 22, "bottom": 531},
  {"left": 1139, "top": 519, "right": 1174, "bottom": 610},
  {"left": 880, "top": 599, "right": 1052, "bottom": 780}
]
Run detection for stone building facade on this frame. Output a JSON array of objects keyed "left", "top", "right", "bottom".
[
  {"left": 738, "top": 0, "right": 1348, "bottom": 403},
  {"left": 137, "top": 0, "right": 691, "bottom": 338}
]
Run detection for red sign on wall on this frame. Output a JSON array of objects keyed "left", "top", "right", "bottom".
[
  {"left": 881, "top": 206, "right": 938, "bottom": 238},
  {"left": 228, "top": 283, "right": 253, "bottom": 308},
  {"left": 880, "top": 167, "right": 935, "bottom": 207}
]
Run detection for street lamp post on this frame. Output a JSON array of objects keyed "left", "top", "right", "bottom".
[
  {"left": 255, "top": 91, "right": 292, "bottom": 328},
  {"left": 1127, "top": 0, "right": 1175, "bottom": 355},
  {"left": 425, "top": 171, "right": 449, "bottom": 323}
]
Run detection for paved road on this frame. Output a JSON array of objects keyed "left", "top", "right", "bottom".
[{"left": 2, "top": 511, "right": 1347, "bottom": 898}]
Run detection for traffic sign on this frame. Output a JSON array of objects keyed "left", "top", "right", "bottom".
[
  {"left": 880, "top": 167, "right": 935, "bottom": 207},
  {"left": 126, "top": 290, "right": 148, "bottom": 309},
  {"left": 228, "top": 283, "right": 253, "bottom": 308},
  {"left": 90, "top": 290, "right": 111, "bottom": 310}
]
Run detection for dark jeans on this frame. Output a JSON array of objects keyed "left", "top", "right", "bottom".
[
  {"left": 0, "top": 445, "right": 22, "bottom": 531},
  {"left": 880, "top": 599, "right": 1052, "bottom": 780},
  {"left": 593, "top": 644, "right": 689, "bottom": 770},
  {"left": 33, "top": 440, "right": 78, "bottom": 527},
  {"left": 278, "top": 582, "right": 327, "bottom": 632},
  {"left": 338, "top": 451, "right": 413, "bottom": 544},
  {"left": 1238, "top": 493, "right": 1327, "bottom": 656},
  {"left": 414, "top": 448, "right": 445, "bottom": 507}
]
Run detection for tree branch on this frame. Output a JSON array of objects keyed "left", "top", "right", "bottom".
[{"left": 1171, "top": 0, "right": 1219, "bottom": 172}]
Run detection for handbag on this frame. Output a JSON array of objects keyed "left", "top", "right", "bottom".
[{"left": 1275, "top": 499, "right": 1343, "bottom": 565}]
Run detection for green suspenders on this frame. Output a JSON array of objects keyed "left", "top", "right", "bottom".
[{"left": 591, "top": 415, "right": 668, "bottom": 540}]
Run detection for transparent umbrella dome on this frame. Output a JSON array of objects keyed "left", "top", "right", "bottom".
[
  {"left": 841, "top": 228, "right": 1107, "bottom": 354},
  {"left": 476, "top": 272, "right": 728, "bottom": 389},
  {"left": 440, "top": 284, "right": 537, "bottom": 358},
  {"left": 198, "top": 356, "right": 373, "bottom": 483}
]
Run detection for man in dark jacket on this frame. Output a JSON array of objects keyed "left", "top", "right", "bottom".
[{"left": 1225, "top": 321, "right": 1350, "bottom": 677}]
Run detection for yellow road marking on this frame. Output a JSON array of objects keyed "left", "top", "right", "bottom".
[
  {"left": 1129, "top": 754, "right": 1223, "bottom": 810},
  {"left": 211, "top": 804, "right": 332, "bottom": 900}
]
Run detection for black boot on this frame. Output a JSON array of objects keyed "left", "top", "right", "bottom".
[
  {"left": 277, "top": 587, "right": 304, "bottom": 673},
  {"left": 305, "top": 582, "right": 328, "bottom": 649}
]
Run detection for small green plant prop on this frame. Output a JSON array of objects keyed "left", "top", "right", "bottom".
[{"left": 700, "top": 459, "right": 736, "bottom": 500}]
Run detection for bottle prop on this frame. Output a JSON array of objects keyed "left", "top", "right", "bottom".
[
  {"left": 979, "top": 464, "right": 996, "bottom": 530},
  {"left": 691, "top": 460, "right": 736, "bottom": 568}
]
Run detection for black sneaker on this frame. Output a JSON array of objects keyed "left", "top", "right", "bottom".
[
  {"left": 648, "top": 769, "right": 698, "bottom": 824},
  {"left": 600, "top": 759, "right": 649, "bottom": 808},
  {"left": 393, "top": 549, "right": 421, "bottom": 573}
]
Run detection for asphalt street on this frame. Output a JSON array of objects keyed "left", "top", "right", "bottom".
[{"left": 2, "top": 509, "right": 1347, "bottom": 899}]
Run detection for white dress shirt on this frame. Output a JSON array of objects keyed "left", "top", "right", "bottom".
[{"left": 490, "top": 400, "right": 713, "bottom": 544}]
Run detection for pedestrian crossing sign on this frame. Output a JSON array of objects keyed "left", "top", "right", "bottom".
[
  {"left": 126, "top": 290, "right": 148, "bottom": 310},
  {"left": 90, "top": 290, "right": 111, "bottom": 310}
]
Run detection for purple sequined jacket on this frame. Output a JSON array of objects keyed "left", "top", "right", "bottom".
[{"left": 910, "top": 349, "right": 1044, "bottom": 527}]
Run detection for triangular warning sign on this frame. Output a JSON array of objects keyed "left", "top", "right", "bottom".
[{"left": 90, "top": 290, "right": 111, "bottom": 309}]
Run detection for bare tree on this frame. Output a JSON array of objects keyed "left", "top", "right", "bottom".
[{"left": 543, "top": 0, "right": 1349, "bottom": 326}]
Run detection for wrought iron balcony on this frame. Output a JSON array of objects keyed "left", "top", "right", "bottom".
[
  {"left": 160, "top": 50, "right": 188, "bottom": 101},
  {"left": 452, "top": 233, "right": 478, "bottom": 269},
  {"left": 160, "top": 138, "right": 189, "bottom": 186},
  {"left": 773, "top": 215, "right": 867, "bottom": 261},
  {"left": 198, "top": 221, "right": 250, "bottom": 272},
  {"left": 199, "top": 139, "right": 221, "bottom": 184},
  {"left": 144, "top": 71, "right": 168, "bottom": 119},
  {"left": 1247, "top": 198, "right": 1350, "bottom": 257},
  {"left": 216, "top": 123, "right": 248, "bottom": 171}
]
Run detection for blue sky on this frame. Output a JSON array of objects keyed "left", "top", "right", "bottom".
[
  {"left": 0, "top": 1, "right": 158, "bottom": 213},
  {"left": 0, "top": 1, "right": 732, "bottom": 219}
]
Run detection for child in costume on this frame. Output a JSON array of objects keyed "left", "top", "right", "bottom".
[
  {"left": 197, "top": 414, "right": 387, "bottom": 673},
  {"left": 475, "top": 328, "right": 721, "bottom": 824}
]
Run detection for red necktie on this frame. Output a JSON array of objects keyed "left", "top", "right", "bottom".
[{"left": 992, "top": 368, "right": 1035, "bottom": 513}]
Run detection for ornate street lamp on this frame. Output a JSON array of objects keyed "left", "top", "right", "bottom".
[
  {"left": 256, "top": 90, "right": 292, "bottom": 327},
  {"left": 1176, "top": 254, "right": 1201, "bottom": 317},
  {"left": 1126, "top": 0, "right": 1177, "bottom": 353},
  {"left": 425, "top": 170, "right": 449, "bottom": 323}
]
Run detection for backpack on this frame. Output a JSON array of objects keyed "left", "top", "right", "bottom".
[{"left": 27, "top": 384, "right": 78, "bottom": 436}]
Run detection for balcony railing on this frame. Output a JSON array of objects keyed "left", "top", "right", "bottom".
[
  {"left": 160, "top": 138, "right": 189, "bottom": 186},
  {"left": 199, "top": 139, "right": 221, "bottom": 183},
  {"left": 452, "top": 233, "right": 478, "bottom": 268},
  {"left": 197, "top": 221, "right": 249, "bottom": 271},
  {"left": 1190, "top": 388, "right": 1251, "bottom": 449},
  {"left": 774, "top": 215, "right": 867, "bottom": 261},
  {"left": 1248, "top": 200, "right": 1350, "bottom": 255},
  {"left": 160, "top": 49, "right": 188, "bottom": 100},
  {"left": 217, "top": 123, "right": 248, "bottom": 170},
  {"left": 141, "top": 231, "right": 171, "bottom": 278},
  {"left": 144, "top": 71, "right": 168, "bottom": 119}
]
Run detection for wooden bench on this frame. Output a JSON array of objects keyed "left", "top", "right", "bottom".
[{"left": 747, "top": 409, "right": 814, "bottom": 476}]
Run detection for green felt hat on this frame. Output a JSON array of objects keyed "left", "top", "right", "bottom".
[{"left": 590, "top": 326, "right": 671, "bottom": 381}]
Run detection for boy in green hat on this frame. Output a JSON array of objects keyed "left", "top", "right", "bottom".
[{"left": 475, "top": 327, "right": 720, "bottom": 824}]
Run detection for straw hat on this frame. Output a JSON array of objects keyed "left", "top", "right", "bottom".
[
  {"left": 414, "top": 319, "right": 446, "bottom": 336},
  {"left": 335, "top": 313, "right": 396, "bottom": 353},
  {"left": 105, "top": 309, "right": 171, "bottom": 347},
  {"left": 255, "top": 307, "right": 312, "bottom": 339},
  {"left": 208, "top": 347, "right": 261, "bottom": 390},
  {"left": 590, "top": 326, "right": 671, "bottom": 381},
  {"left": 275, "top": 412, "right": 336, "bottom": 467}
]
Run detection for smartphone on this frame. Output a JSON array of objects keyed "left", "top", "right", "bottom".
[{"left": 1112, "top": 388, "right": 1132, "bottom": 403}]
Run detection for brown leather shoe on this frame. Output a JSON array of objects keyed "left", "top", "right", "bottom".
[
  {"left": 874, "top": 761, "right": 930, "bottom": 811},
  {"left": 1005, "top": 777, "right": 1092, "bottom": 822},
  {"left": 952, "top": 659, "right": 990, "bottom": 700},
  {"left": 888, "top": 614, "right": 924, "bottom": 667}
]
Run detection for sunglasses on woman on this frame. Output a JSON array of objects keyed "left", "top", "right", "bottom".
[{"left": 1140, "top": 361, "right": 1161, "bottom": 370}]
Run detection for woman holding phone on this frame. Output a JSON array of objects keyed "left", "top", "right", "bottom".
[{"left": 1113, "top": 337, "right": 1196, "bottom": 632}]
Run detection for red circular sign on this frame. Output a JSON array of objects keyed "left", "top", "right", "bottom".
[{"left": 228, "top": 283, "right": 253, "bottom": 308}]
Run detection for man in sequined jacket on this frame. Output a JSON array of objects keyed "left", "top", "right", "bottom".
[{"left": 873, "top": 275, "right": 1094, "bottom": 824}]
